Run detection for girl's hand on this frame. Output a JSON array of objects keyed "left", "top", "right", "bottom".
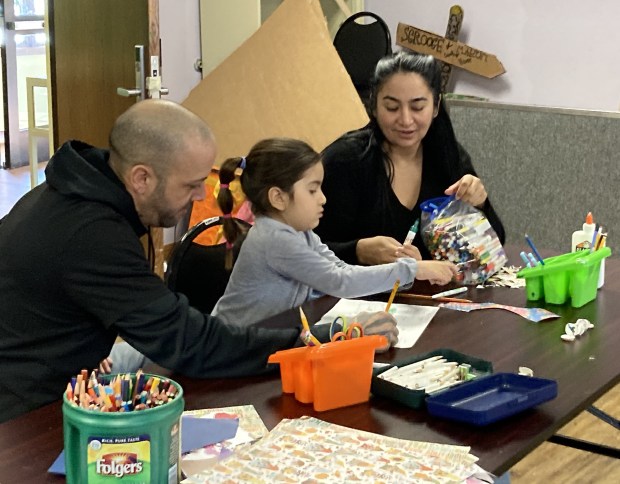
[
  {"left": 415, "top": 260, "right": 458, "bottom": 285},
  {"left": 357, "top": 236, "right": 419, "bottom": 265},
  {"left": 445, "top": 174, "right": 487, "bottom": 208}
]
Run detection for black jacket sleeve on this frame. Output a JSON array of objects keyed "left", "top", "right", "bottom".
[{"left": 116, "top": 293, "right": 302, "bottom": 378}]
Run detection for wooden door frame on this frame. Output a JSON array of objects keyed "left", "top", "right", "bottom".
[
  {"left": 1, "top": 1, "right": 46, "bottom": 168},
  {"left": 46, "top": 0, "right": 166, "bottom": 276},
  {"left": 47, "top": 0, "right": 159, "bottom": 150}
]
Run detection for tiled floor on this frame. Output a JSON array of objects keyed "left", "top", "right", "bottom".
[{"left": 0, "top": 163, "right": 46, "bottom": 218}]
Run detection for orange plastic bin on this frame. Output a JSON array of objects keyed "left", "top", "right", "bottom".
[{"left": 268, "top": 335, "right": 387, "bottom": 411}]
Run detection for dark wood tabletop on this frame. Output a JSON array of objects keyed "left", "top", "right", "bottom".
[{"left": 2, "top": 247, "right": 619, "bottom": 482}]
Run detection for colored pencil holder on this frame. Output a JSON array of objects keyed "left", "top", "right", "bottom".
[
  {"left": 62, "top": 373, "right": 184, "bottom": 483},
  {"left": 268, "top": 335, "right": 387, "bottom": 412},
  {"left": 517, "top": 248, "right": 611, "bottom": 307}
]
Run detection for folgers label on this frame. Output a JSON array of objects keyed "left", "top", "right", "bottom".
[
  {"left": 88, "top": 436, "right": 150, "bottom": 481},
  {"left": 96, "top": 453, "right": 142, "bottom": 477}
]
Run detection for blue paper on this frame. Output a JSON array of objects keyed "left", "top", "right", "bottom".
[
  {"left": 47, "top": 452, "right": 65, "bottom": 475},
  {"left": 180, "top": 415, "right": 239, "bottom": 454},
  {"left": 48, "top": 415, "right": 240, "bottom": 475}
]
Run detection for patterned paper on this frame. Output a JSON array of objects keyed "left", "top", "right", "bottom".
[
  {"left": 184, "top": 416, "right": 479, "bottom": 483},
  {"left": 439, "top": 302, "right": 559, "bottom": 322}
]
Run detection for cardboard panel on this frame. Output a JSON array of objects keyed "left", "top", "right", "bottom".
[{"left": 182, "top": 0, "right": 369, "bottom": 166}]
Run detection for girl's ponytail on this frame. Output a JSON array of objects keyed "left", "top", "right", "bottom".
[{"left": 217, "top": 157, "right": 247, "bottom": 270}]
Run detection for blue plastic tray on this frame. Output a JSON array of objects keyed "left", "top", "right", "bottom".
[
  {"left": 426, "top": 373, "right": 557, "bottom": 426},
  {"left": 371, "top": 348, "right": 493, "bottom": 409}
]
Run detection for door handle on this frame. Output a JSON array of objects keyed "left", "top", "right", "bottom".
[
  {"left": 116, "top": 88, "right": 142, "bottom": 97},
  {"left": 116, "top": 45, "right": 145, "bottom": 100}
]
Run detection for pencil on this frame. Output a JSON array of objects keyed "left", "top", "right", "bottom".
[
  {"left": 299, "top": 307, "right": 320, "bottom": 346},
  {"left": 396, "top": 293, "right": 472, "bottom": 304},
  {"left": 594, "top": 229, "right": 605, "bottom": 251},
  {"left": 385, "top": 279, "right": 400, "bottom": 313},
  {"left": 299, "top": 307, "right": 311, "bottom": 332}
]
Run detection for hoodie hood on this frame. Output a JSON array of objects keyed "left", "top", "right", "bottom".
[{"left": 45, "top": 140, "right": 147, "bottom": 236}]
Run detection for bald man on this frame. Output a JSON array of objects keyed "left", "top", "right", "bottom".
[{"left": 0, "top": 101, "right": 306, "bottom": 422}]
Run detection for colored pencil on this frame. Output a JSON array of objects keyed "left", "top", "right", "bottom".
[{"left": 524, "top": 234, "right": 545, "bottom": 265}]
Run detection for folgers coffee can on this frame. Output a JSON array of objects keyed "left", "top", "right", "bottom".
[{"left": 62, "top": 373, "right": 184, "bottom": 483}]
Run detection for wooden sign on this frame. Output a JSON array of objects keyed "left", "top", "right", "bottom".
[
  {"left": 396, "top": 22, "right": 505, "bottom": 79},
  {"left": 440, "top": 5, "right": 464, "bottom": 93}
]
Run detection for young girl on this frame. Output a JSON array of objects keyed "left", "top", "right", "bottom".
[{"left": 212, "top": 137, "right": 457, "bottom": 328}]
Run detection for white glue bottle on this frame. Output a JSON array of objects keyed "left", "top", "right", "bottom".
[
  {"left": 571, "top": 212, "right": 605, "bottom": 288},
  {"left": 571, "top": 212, "right": 595, "bottom": 253}
]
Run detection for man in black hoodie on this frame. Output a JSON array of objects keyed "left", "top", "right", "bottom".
[{"left": 0, "top": 100, "right": 395, "bottom": 423}]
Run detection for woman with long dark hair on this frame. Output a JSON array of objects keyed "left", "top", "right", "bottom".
[{"left": 316, "top": 52, "right": 504, "bottom": 264}]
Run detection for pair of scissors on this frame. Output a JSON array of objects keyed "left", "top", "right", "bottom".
[{"left": 329, "top": 316, "right": 363, "bottom": 342}]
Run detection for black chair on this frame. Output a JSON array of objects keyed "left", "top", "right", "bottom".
[
  {"left": 165, "top": 216, "right": 251, "bottom": 314},
  {"left": 333, "top": 11, "right": 392, "bottom": 104}
]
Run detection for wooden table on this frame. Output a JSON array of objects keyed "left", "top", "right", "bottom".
[{"left": 2, "top": 248, "right": 619, "bottom": 482}]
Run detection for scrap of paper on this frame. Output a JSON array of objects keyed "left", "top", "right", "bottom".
[
  {"left": 481, "top": 265, "right": 526, "bottom": 288},
  {"left": 182, "top": 405, "right": 268, "bottom": 443},
  {"left": 439, "top": 302, "right": 559, "bottom": 322},
  {"left": 316, "top": 299, "right": 439, "bottom": 348},
  {"left": 181, "top": 414, "right": 239, "bottom": 453},
  {"left": 183, "top": 416, "right": 480, "bottom": 483},
  {"left": 561, "top": 318, "right": 594, "bottom": 342},
  {"left": 181, "top": 405, "right": 268, "bottom": 477}
]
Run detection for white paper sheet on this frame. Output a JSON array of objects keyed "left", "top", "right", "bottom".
[{"left": 316, "top": 299, "right": 439, "bottom": 348}]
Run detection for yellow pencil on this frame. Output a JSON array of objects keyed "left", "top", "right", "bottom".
[
  {"left": 299, "top": 307, "right": 320, "bottom": 346},
  {"left": 385, "top": 279, "right": 400, "bottom": 313},
  {"left": 299, "top": 307, "right": 311, "bottom": 331}
]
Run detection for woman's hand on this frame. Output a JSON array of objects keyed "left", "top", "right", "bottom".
[
  {"left": 357, "top": 236, "right": 421, "bottom": 265},
  {"left": 396, "top": 242, "right": 422, "bottom": 260},
  {"left": 445, "top": 174, "right": 487, "bottom": 208},
  {"left": 415, "top": 260, "right": 458, "bottom": 285}
]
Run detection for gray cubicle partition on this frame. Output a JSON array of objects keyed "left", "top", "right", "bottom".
[{"left": 446, "top": 99, "right": 619, "bottom": 256}]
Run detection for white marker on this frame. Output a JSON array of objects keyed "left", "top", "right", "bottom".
[
  {"left": 431, "top": 287, "right": 468, "bottom": 299},
  {"left": 404, "top": 220, "right": 419, "bottom": 245}
]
